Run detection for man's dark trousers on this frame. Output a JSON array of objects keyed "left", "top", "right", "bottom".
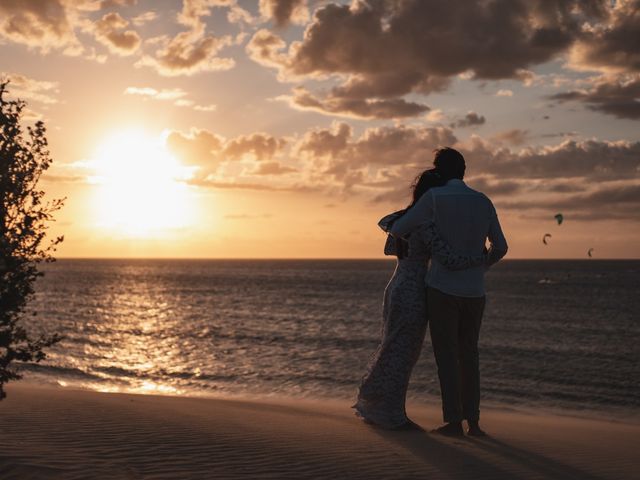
[{"left": 428, "top": 287, "right": 486, "bottom": 423}]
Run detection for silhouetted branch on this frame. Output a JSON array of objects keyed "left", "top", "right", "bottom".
[{"left": 0, "top": 80, "right": 64, "bottom": 400}]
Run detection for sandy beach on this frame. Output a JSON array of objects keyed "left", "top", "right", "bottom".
[{"left": 0, "top": 384, "right": 637, "bottom": 479}]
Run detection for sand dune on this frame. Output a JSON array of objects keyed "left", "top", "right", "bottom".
[{"left": 0, "top": 384, "right": 638, "bottom": 479}]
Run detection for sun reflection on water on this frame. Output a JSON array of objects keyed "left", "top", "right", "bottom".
[
  {"left": 76, "top": 278, "right": 194, "bottom": 396},
  {"left": 24, "top": 259, "right": 640, "bottom": 415}
]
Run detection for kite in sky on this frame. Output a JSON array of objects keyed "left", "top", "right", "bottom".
[
  {"left": 543, "top": 233, "right": 552, "bottom": 245},
  {"left": 554, "top": 213, "right": 564, "bottom": 225},
  {"left": 588, "top": 248, "right": 595, "bottom": 258}
]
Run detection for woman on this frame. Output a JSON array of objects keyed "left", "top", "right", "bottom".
[{"left": 353, "top": 168, "right": 486, "bottom": 429}]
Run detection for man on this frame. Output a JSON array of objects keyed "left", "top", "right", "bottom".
[{"left": 390, "top": 147, "right": 508, "bottom": 437}]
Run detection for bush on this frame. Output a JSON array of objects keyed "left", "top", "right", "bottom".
[{"left": 0, "top": 80, "right": 64, "bottom": 400}]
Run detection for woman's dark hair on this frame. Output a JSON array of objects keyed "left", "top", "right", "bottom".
[
  {"left": 407, "top": 168, "right": 444, "bottom": 209},
  {"left": 385, "top": 168, "right": 443, "bottom": 259}
]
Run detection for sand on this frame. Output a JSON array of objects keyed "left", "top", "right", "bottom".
[{"left": 0, "top": 384, "right": 638, "bottom": 479}]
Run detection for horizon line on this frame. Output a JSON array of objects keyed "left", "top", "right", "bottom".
[{"left": 52, "top": 256, "right": 640, "bottom": 261}]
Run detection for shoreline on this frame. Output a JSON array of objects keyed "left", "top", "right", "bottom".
[
  {"left": 17, "top": 377, "right": 640, "bottom": 426},
  {"left": 1, "top": 384, "right": 638, "bottom": 479}
]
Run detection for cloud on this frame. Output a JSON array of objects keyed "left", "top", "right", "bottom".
[
  {"left": 460, "top": 136, "right": 640, "bottom": 182},
  {"left": 282, "top": 1, "right": 583, "bottom": 80},
  {"left": 165, "top": 121, "right": 639, "bottom": 223},
  {"left": 347, "top": 125, "right": 457, "bottom": 167},
  {"left": 559, "top": 182, "right": 640, "bottom": 209},
  {"left": 251, "top": 161, "right": 297, "bottom": 175},
  {"left": 174, "top": 99, "right": 194, "bottom": 107},
  {"left": 90, "top": 11, "right": 141, "bottom": 55},
  {"left": 137, "top": 31, "right": 234, "bottom": 76},
  {"left": 450, "top": 111, "right": 486, "bottom": 128},
  {"left": 245, "top": 28, "right": 288, "bottom": 70},
  {"left": 168, "top": 123, "right": 455, "bottom": 195},
  {"left": 172, "top": 125, "right": 640, "bottom": 191},
  {"left": 124, "top": 86, "right": 187, "bottom": 100},
  {"left": 259, "top": 0, "right": 309, "bottom": 26},
  {"left": 2, "top": 72, "right": 59, "bottom": 104},
  {"left": 296, "top": 122, "right": 457, "bottom": 167},
  {"left": 425, "top": 109, "right": 445, "bottom": 123},
  {"left": 296, "top": 122, "right": 352, "bottom": 158},
  {"left": 495, "top": 89, "right": 513, "bottom": 97},
  {"left": 247, "top": 1, "right": 640, "bottom": 119},
  {"left": 368, "top": 134, "right": 640, "bottom": 221},
  {"left": 42, "top": 173, "right": 87, "bottom": 183},
  {"left": 166, "top": 129, "right": 289, "bottom": 183},
  {"left": 464, "top": 176, "right": 524, "bottom": 197},
  {"left": 280, "top": 86, "right": 430, "bottom": 119},
  {"left": 161, "top": 121, "right": 639, "bottom": 224},
  {"left": 463, "top": 176, "right": 589, "bottom": 198},
  {"left": 496, "top": 181, "right": 640, "bottom": 221},
  {"left": 569, "top": 0, "right": 640, "bottom": 74},
  {"left": 247, "top": 1, "right": 611, "bottom": 118},
  {"left": 100, "top": 0, "right": 137, "bottom": 8},
  {"left": 89, "top": 12, "right": 140, "bottom": 56},
  {"left": 226, "top": 4, "right": 256, "bottom": 26},
  {"left": 187, "top": 177, "right": 315, "bottom": 192},
  {"left": 136, "top": 0, "right": 235, "bottom": 76},
  {"left": 223, "top": 133, "right": 287, "bottom": 161},
  {"left": 319, "top": 126, "right": 640, "bottom": 218},
  {"left": 0, "top": 1, "right": 143, "bottom": 59},
  {"left": 549, "top": 74, "right": 640, "bottom": 120},
  {"left": 124, "top": 85, "right": 217, "bottom": 112},
  {"left": 0, "top": 0, "right": 83, "bottom": 54},
  {"left": 175, "top": 0, "right": 234, "bottom": 29},
  {"left": 539, "top": 131, "right": 579, "bottom": 139},
  {"left": 131, "top": 11, "right": 157, "bottom": 27},
  {"left": 490, "top": 129, "right": 529, "bottom": 146},
  {"left": 193, "top": 103, "right": 217, "bottom": 112},
  {"left": 166, "top": 128, "right": 225, "bottom": 168},
  {"left": 295, "top": 123, "right": 457, "bottom": 194}
]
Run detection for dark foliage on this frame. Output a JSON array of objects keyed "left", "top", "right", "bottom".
[{"left": 0, "top": 81, "right": 64, "bottom": 400}]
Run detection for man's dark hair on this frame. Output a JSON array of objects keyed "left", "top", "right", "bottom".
[{"left": 433, "top": 147, "right": 465, "bottom": 180}]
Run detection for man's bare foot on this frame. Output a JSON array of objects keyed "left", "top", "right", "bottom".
[
  {"left": 431, "top": 422, "right": 464, "bottom": 437},
  {"left": 467, "top": 421, "right": 487, "bottom": 437}
]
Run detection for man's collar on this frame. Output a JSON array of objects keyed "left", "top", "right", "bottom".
[{"left": 445, "top": 178, "right": 465, "bottom": 186}]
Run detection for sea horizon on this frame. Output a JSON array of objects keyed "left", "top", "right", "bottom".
[{"left": 52, "top": 257, "right": 640, "bottom": 261}]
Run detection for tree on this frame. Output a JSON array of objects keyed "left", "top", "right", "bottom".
[{"left": 0, "top": 80, "right": 64, "bottom": 400}]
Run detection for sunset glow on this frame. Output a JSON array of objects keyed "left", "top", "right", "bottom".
[
  {"left": 91, "top": 131, "right": 195, "bottom": 237},
  {"left": 1, "top": 3, "right": 638, "bottom": 477},
  {"left": 0, "top": 0, "right": 637, "bottom": 258}
]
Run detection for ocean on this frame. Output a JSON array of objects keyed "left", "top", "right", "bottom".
[{"left": 17, "top": 259, "right": 640, "bottom": 419}]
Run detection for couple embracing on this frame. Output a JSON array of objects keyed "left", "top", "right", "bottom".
[{"left": 354, "top": 147, "right": 508, "bottom": 437}]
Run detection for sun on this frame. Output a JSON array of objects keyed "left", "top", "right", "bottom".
[{"left": 90, "top": 130, "right": 195, "bottom": 237}]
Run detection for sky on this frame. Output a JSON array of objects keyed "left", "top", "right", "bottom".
[{"left": 1, "top": 0, "right": 639, "bottom": 259}]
